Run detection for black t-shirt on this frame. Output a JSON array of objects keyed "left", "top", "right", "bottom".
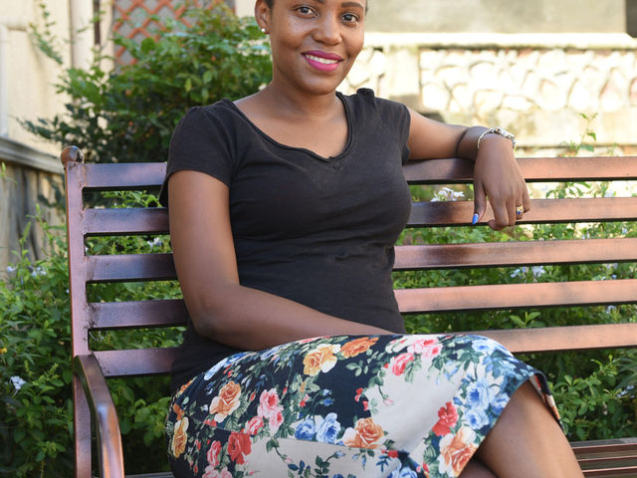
[{"left": 160, "top": 88, "right": 412, "bottom": 391}]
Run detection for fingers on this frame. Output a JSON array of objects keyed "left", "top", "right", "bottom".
[
  {"left": 473, "top": 187, "right": 531, "bottom": 230},
  {"left": 472, "top": 179, "right": 487, "bottom": 225}
]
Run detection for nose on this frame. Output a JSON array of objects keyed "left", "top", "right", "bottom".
[{"left": 313, "top": 14, "right": 342, "bottom": 45}]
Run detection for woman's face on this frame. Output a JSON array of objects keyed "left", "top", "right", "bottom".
[{"left": 256, "top": 0, "right": 366, "bottom": 96}]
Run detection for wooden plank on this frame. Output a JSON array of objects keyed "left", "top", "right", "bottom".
[
  {"left": 403, "top": 156, "right": 637, "bottom": 183},
  {"left": 395, "top": 279, "right": 637, "bottom": 312},
  {"left": 407, "top": 197, "right": 637, "bottom": 227},
  {"left": 82, "top": 162, "right": 166, "bottom": 189},
  {"left": 95, "top": 348, "right": 179, "bottom": 377},
  {"left": 394, "top": 238, "right": 637, "bottom": 270},
  {"left": 86, "top": 254, "right": 176, "bottom": 282},
  {"left": 471, "top": 324, "right": 637, "bottom": 353},
  {"left": 573, "top": 439, "right": 637, "bottom": 456},
  {"left": 90, "top": 300, "right": 187, "bottom": 329},
  {"left": 83, "top": 208, "right": 168, "bottom": 235},
  {"left": 582, "top": 466, "right": 637, "bottom": 477}
]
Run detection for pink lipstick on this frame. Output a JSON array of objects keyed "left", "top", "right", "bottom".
[{"left": 303, "top": 50, "right": 342, "bottom": 72}]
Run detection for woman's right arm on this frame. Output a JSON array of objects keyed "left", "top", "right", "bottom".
[{"left": 168, "top": 170, "right": 391, "bottom": 350}]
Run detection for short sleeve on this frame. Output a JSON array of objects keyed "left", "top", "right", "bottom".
[
  {"left": 370, "top": 93, "right": 411, "bottom": 164},
  {"left": 159, "top": 105, "right": 234, "bottom": 207}
]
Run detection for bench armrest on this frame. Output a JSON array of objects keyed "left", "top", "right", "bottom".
[{"left": 73, "top": 354, "right": 125, "bottom": 478}]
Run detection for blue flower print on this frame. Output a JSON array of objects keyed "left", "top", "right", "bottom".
[
  {"left": 294, "top": 416, "right": 316, "bottom": 440},
  {"left": 316, "top": 412, "right": 341, "bottom": 444},
  {"left": 465, "top": 378, "right": 492, "bottom": 411},
  {"left": 390, "top": 466, "right": 418, "bottom": 478},
  {"left": 471, "top": 336, "right": 506, "bottom": 355},
  {"left": 490, "top": 393, "right": 509, "bottom": 415},
  {"left": 464, "top": 406, "right": 490, "bottom": 429}
]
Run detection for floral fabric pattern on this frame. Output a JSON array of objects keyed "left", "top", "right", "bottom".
[{"left": 166, "top": 334, "right": 559, "bottom": 478}]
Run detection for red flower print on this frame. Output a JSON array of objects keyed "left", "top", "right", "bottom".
[
  {"left": 258, "top": 389, "right": 284, "bottom": 432},
  {"left": 354, "top": 388, "right": 364, "bottom": 402},
  {"left": 384, "top": 449, "right": 399, "bottom": 458},
  {"left": 246, "top": 416, "right": 264, "bottom": 436},
  {"left": 408, "top": 338, "right": 442, "bottom": 358},
  {"left": 207, "top": 440, "right": 221, "bottom": 467},
  {"left": 227, "top": 432, "right": 252, "bottom": 465},
  {"left": 390, "top": 352, "right": 414, "bottom": 376},
  {"left": 432, "top": 401, "right": 459, "bottom": 436}
]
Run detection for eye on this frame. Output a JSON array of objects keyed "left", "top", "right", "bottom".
[
  {"left": 295, "top": 5, "right": 316, "bottom": 16},
  {"left": 342, "top": 13, "right": 359, "bottom": 24}
]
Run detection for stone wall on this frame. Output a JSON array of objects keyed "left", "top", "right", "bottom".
[{"left": 342, "top": 34, "right": 637, "bottom": 155}]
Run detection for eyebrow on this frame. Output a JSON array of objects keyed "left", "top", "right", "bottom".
[
  {"left": 342, "top": 1, "right": 365, "bottom": 9},
  {"left": 313, "top": 0, "right": 366, "bottom": 9}
]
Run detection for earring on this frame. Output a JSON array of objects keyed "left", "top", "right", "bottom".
[{"left": 261, "top": 27, "right": 267, "bottom": 34}]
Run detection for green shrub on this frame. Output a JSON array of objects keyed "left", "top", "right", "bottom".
[
  {"left": 23, "top": 2, "right": 271, "bottom": 164},
  {"left": 0, "top": 219, "right": 73, "bottom": 477},
  {"left": 0, "top": 191, "right": 184, "bottom": 476}
]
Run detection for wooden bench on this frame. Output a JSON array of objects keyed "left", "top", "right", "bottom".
[{"left": 61, "top": 146, "right": 637, "bottom": 477}]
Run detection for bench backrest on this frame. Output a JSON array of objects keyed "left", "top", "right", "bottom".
[{"left": 64, "top": 154, "right": 637, "bottom": 379}]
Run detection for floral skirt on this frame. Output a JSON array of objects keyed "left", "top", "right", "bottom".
[{"left": 165, "top": 334, "right": 560, "bottom": 478}]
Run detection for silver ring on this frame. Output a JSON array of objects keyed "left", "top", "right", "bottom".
[{"left": 516, "top": 206, "right": 524, "bottom": 218}]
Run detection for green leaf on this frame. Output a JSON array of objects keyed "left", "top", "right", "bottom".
[{"left": 141, "top": 37, "right": 156, "bottom": 53}]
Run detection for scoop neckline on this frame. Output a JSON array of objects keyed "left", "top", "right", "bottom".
[{"left": 221, "top": 92, "right": 352, "bottom": 162}]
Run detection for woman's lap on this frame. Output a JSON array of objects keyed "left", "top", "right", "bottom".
[{"left": 165, "top": 334, "right": 558, "bottom": 478}]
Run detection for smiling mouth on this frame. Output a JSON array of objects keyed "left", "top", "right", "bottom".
[{"left": 304, "top": 53, "right": 340, "bottom": 65}]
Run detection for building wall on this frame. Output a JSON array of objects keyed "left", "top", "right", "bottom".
[
  {"left": 1, "top": 0, "right": 72, "bottom": 154},
  {"left": 0, "top": 0, "right": 74, "bottom": 271},
  {"left": 366, "top": 0, "right": 626, "bottom": 34}
]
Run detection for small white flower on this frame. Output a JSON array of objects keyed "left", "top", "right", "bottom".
[
  {"left": 147, "top": 237, "right": 164, "bottom": 247},
  {"left": 31, "top": 266, "right": 46, "bottom": 277},
  {"left": 432, "top": 187, "right": 465, "bottom": 202},
  {"left": 10, "top": 376, "right": 26, "bottom": 392},
  {"left": 531, "top": 266, "right": 546, "bottom": 277},
  {"left": 6, "top": 265, "right": 16, "bottom": 273}
]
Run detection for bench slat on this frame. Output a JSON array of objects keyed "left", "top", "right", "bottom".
[
  {"left": 403, "top": 156, "right": 637, "bottom": 183},
  {"left": 395, "top": 279, "right": 637, "bottom": 312},
  {"left": 394, "top": 238, "right": 637, "bottom": 270},
  {"left": 582, "top": 467, "right": 637, "bottom": 477},
  {"left": 81, "top": 162, "right": 167, "bottom": 189},
  {"left": 95, "top": 348, "right": 179, "bottom": 377},
  {"left": 86, "top": 254, "right": 176, "bottom": 282},
  {"left": 90, "top": 300, "right": 187, "bottom": 329},
  {"left": 472, "top": 324, "right": 637, "bottom": 353},
  {"left": 408, "top": 197, "right": 637, "bottom": 227},
  {"left": 84, "top": 208, "right": 168, "bottom": 235}
]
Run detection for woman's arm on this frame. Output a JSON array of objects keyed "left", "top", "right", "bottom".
[
  {"left": 168, "top": 170, "right": 392, "bottom": 350},
  {"left": 406, "top": 108, "right": 531, "bottom": 230}
]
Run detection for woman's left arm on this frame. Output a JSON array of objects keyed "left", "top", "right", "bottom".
[{"left": 406, "top": 107, "right": 531, "bottom": 230}]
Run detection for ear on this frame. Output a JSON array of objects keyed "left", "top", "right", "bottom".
[{"left": 254, "top": 0, "right": 271, "bottom": 33}]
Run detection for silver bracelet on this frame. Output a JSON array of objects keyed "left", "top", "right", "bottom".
[{"left": 477, "top": 127, "right": 516, "bottom": 150}]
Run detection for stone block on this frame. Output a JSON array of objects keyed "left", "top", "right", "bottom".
[
  {"left": 600, "top": 69, "right": 628, "bottom": 112},
  {"left": 568, "top": 80, "right": 594, "bottom": 111},
  {"left": 422, "top": 83, "right": 450, "bottom": 112}
]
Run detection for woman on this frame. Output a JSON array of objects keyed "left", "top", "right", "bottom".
[{"left": 161, "top": 0, "right": 584, "bottom": 476}]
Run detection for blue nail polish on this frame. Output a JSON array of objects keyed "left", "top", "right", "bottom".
[{"left": 472, "top": 213, "right": 479, "bottom": 225}]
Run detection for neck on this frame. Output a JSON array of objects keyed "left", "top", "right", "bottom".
[{"left": 259, "top": 80, "right": 341, "bottom": 119}]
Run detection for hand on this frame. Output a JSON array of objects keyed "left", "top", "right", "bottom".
[{"left": 472, "top": 136, "right": 531, "bottom": 231}]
